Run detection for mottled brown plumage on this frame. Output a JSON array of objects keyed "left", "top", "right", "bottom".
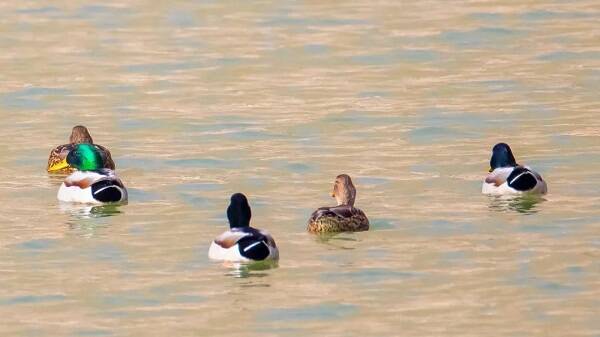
[
  {"left": 307, "top": 205, "right": 369, "bottom": 232},
  {"left": 47, "top": 125, "right": 115, "bottom": 173},
  {"left": 307, "top": 174, "right": 369, "bottom": 233}
]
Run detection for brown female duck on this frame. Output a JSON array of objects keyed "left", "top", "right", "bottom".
[
  {"left": 47, "top": 125, "right": 115, "bottom": 173},
  {"left": 307, "top": 174, "right": 369, "bottom": 233}
]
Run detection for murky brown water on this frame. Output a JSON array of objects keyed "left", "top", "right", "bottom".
[{"left": 1, "top": 1, "right": 599, "bottom": 336}]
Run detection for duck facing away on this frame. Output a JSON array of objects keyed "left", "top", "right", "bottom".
[
  {"left": 208, "top": 193, "right": 279, "bottom": 262},
  {"left": 57, "top": 144, "right": 128, "bottom": 204},
  {"left": 48, "top": 125, "right": 115, "bottom": 173},
  {"left": 482, "top": 143, "right": 547, "bottom": 195},
  {"left": 307, "top": 174, "right": 369, "bottom": 233}
]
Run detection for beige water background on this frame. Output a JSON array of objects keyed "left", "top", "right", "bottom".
[{"left": 1, "top": 0, "right": 599, "bottom": 336}]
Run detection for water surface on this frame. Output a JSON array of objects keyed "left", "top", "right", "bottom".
[{"left": 0, "top": 1, "right": 599, "bottom": 336}]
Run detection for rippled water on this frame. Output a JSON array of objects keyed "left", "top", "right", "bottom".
[{"left": 1, "top": 1, "right": 599, "bottom": 336}]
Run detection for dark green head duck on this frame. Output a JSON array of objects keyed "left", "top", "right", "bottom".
[{"left": 66, "top": 143, "right": 104, "bottom": 171}]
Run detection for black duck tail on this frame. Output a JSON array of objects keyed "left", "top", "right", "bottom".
[
  {"left": 507, "top": 167, "right": 538, "bottom": 191},
  {"left": 92, "top": 180, "right": 126, "bottom": 203},
  {"left": 237, "top": 237, "right": 270, "bottom": 261}
]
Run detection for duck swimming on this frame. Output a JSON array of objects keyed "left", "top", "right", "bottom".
[
  {"left": 307, "top": 174, "right": 369, "bottom": 233},
  {"left": 47, "top": 125, "right": 115, "bottom": 173},
  {"left": 57, "top": 144, "right": 128, "bottom": 204},
  {"left": 482, "top": 143, "right": 547, "bottom": 195},
  {"left": 208, "top": 193, "right": 279, "bottom": 262}
]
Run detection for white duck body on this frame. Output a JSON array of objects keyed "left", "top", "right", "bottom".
[
  {"left": 208, "top": 227, "right": 279, "bottom": 262},
  {"left": 482, "top": 166, "right": 547, "bottom": 195},
  {"left": 57, "top": 169, "right": 128, "bottom": 204}
]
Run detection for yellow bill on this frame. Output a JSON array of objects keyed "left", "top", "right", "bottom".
[{"left": 48, "top": 158, "right": 70, "bottom": 172}]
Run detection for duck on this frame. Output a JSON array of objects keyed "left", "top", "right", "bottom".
[
  {"left": 307, "top": 174, "right": 369, "bottom": 233},
  {"left": 482, "top": 143, "right": 547, "bottom": 195},
  {"left": 208, "top": 193, "right": 279, "bottom": 262},
  {"left": 47, "top": 125, "right": 115, "bottom": 173},
  {"left": 57, "top": 144, "right": 128, "bottom": 204}
]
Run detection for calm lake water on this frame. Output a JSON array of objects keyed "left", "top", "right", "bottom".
[{"left": 1, "top": 1, "right": 599, "bottom": 336}]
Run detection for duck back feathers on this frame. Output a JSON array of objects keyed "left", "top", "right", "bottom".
[
  {"left": 58, "top": 169, "right": 127, "bottom": 204},
  {"left": 209, "top": 227, "right": 278, "bottom": 262},
  {"left": 307, "top": 205, "right": 369, "bottom": 233}
]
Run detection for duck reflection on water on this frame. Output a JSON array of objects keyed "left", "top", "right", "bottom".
[
  {"left": 487, "top": 194, "right": 546, "bottom": 214},
  {"left": 221, "top": 260, "right": 279, "bottom": 279}
]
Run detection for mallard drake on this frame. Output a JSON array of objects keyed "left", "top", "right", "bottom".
[
  {"left": 57, "top": 144, "right": 128, "bottom": 204},
  {"left": 482, "top": 143, "right": 547, "bottom": 195},
  {"left": 47, "top": 125, "right": 115, "bottom": 173},
  {"left": 307, "top": 174, "right": 369, "bottom": 233},
  {"left": 208, "top": 193, "right": 279, "bottom": 262}
]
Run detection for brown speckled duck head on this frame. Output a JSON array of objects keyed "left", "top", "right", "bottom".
[
  {"left": 69, "top": 125, "right": 94, "bottom": 144},
  {"left": 331, "top": 174, "right": 356, "bottom": 206}
]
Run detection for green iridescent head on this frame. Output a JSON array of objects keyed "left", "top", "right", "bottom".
[{"left": 66, "top": 144, "right": 104, "bottom": 171}]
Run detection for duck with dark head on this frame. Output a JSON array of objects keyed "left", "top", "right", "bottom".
[
  {"left": 47, "top": 125, "right": 115, "bottom": 173},
  {"left": 307, "top": 174, "right": 369, "bottom": 233},
  {"left": 209, "top": 193, "right": 279, "bottom": 262},
  {"left": 57, "top": 143, "right": 127, "bottom": 204},
  {"left": 482, "top": 143, "right": 547, "bottom": 195}
]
